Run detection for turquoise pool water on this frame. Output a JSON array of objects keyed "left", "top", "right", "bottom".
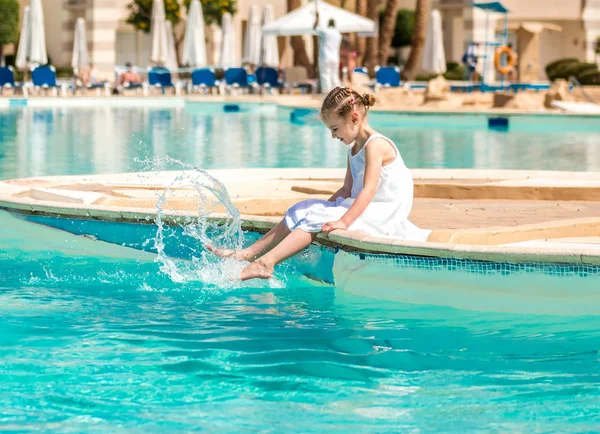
[
  {"left": 1, "top": 103, "right": 600, "bottom": 180},
  {"left": 2, "top": 103, "right": 600, "bottom": 431},
  {"left": 2, "top": 210, "right": 600, "bottom": 431}
]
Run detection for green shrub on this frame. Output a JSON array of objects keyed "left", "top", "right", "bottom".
[
  {"left": 415, "top": 73, "right": 436, "bottom": 82},
  {"left": 545, "top": 57, "right": 600, "bottom": 85},
  {"left": 578, "top": 70, "right": 600, "bottom": 85},
  {"left": 545, "top": 57, "right": 579, "bottom": 80},
  {"left": 54, "top": 66, "right": 74, "bottom": 78},
  {"left": 414, "top": 62, "right": 480, "bottom": 82}
]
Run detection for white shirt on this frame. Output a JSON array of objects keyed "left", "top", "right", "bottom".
[{"left": 315, "top": 26, "right": 342, "bottom": 64}]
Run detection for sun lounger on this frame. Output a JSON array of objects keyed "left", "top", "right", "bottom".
[
  {"left": 255, "top": 66, "right": 282, "bottom": 93},
  {"left": 148, "top": 67, "right": 182, "bottom": 95},
  {"left": 0, "top": 66, "right": 27, "bottom": 96},
  {"left": 31, "top": 65, "right": 67, "bottom": 96},
  {"left": 189, "top": 68, "right": 219, "bottom": 95},
  {"left": 224, "top": 68, "right": 250, "bottom": 94},
  {"left": 374, "top": 66, "right": 401, "bottom": 91}
]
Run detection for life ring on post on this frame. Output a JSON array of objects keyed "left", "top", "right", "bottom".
[{"left": 494, "top": 46, "right": 516, "bottom": 75}]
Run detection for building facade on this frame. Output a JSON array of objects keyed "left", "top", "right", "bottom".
[
  {"left": 435, "top": 0, "right": 600, "bottom": 81},
  {"left": 12, "top": 0, "right": 600, "bottom": 81}
]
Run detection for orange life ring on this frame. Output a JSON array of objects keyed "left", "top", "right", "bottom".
[{"left": 494, "top": 46, "right": 516, "bottom": 75}]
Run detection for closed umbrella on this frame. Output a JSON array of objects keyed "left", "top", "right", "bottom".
[
  {"left": 219, "top": 12, "right": 236, "bottom": 68},
  {"left": 243, "top": 5, "right": 261, "bottom": 65},
  {"left": 181, "top": 0, "right": 207, "bottom": 67},
  {"left": 260, "top": 5, "right": 279, "bottom": 67},
  {"left": 421, "top": 9, "right": 446, "bottom": 75},
  {"left": 150, "top": 0, "right": 168, "bottom": 65},
  {"left": 71, "top": 18, "right": 90, "bottom": 73},
  {"left": 29, "top": 0, "right": 48, "bottom": 68},
  {"left": 164, "top": 20, "right": 178, "bottom": 71},
  {"left": 15, "top": 6, "right": 30, "bottom": 70}
]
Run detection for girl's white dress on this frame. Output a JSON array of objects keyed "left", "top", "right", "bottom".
[{"left": 284, "top": 134, "right": 431, "bottom": 241}]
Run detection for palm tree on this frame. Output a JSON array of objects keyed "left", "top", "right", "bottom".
[
  {"left": 364, "top": 0, "right": 379, "bottom": 74},
  {"left": 355, "top": 0, "right": 367, "bottom": 65},
  {"left": 402, "top": 0, "right": 429, "bottom": 80},
  {"left": 378, "top": 0, "right": 399, "bottom": 66},
  {"left": 287, "top": 0, "right": 311, "bottom": 72}
]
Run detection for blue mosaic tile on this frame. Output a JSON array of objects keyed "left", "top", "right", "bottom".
[{"left": 320, "top": 246, "right": 600, "bottom": 278}]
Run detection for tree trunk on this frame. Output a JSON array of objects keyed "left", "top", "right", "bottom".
[
  {"left": 287, "top": 0, "right": 312, "bottom": 74},
  {"left": 364, "top": 0, "right": 379, "bottom": 75},
  {"left": 378, "top": 0, "right": 399, "bottom": 66},
  {"left": 356, "top": 0, "right": 367, "bottom": 66},
  {"left": 402, "top": 0, "right": 429, "bottom": 80}
]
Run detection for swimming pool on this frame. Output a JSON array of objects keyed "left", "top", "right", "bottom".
[
  {"left": 2, "top": 101, "right": 600, "bottom": 431},
  {"left": 1, "top": 102, "right": 600, "bottom": 180},
  {"left": 2, "top": 209, "right": 600, "bottom": 431}
]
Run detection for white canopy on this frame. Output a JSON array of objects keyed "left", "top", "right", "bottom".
[
  {"left": 262, "top": 0, "right": 377, "bottom": 36},
  {"left": 181, "top": 0, "right": 207, "bottom": 67},
  {"left": 421, "top": 9, "right": 446, "bottom": 75},
  {"left": 71, "top": 18, "right": 90, "bottom": 72}
]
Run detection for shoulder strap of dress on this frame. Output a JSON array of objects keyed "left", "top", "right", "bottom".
[{"left": 364, "top": 133, "right": 400, "bottom": 158}]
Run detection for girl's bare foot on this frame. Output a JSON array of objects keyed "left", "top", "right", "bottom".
[
  {"left": 206, "top": 244, "right": 253, "bottom": 261},
  {"left": 240, "top": 259, "right": 274, "bottom": 281}
]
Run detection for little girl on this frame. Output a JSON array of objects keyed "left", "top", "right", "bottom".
[{"left": 210, "top": 86, "right": 430, "bottom": 280}]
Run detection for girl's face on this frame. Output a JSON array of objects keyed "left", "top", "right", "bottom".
[{"left": 322, "top": 111, "right": 360, "bottom": 145}]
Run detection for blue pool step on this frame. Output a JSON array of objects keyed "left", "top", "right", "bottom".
[
  {"left": 223, "top": 104, "right": 240, "bottom": 112},
  {"left": 488, "top": 117, "right": 509, "bottom": 130}
]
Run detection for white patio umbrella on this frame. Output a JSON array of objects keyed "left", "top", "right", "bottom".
[
  {"left": 262, "top": 0, "right": 377, "bottom": 36},
  {"left": 16, "top": 0, "right": 48, "bottom": 70},
  {"left": 164, "top": 20, "right": 178, "bottom": 71},
  {"left": 150, "top": 0, "right": 168, "bottom": 65},
  {"left": 243, "top": 5, "right": 261, "bottom": 65},
  {"left": 71, "top": 18, "right": 90, "bottom": 73},
  {"left": 421, "top": 9, "right": 446, "bottom": 75},
  {"left": 15, "top": 6, "right": 31, "bottom": 70},
  {"left": 181, "top": 0, "right": 207, "bottom": 67},
  {"left": 260, "top": 5, "right": 279, "bottom": 67},
  {"left": 29, "top": 0, "right": 48, "bottom": 68},
  {"left": 219, "top": 12, "right": 236, "bottom": 68}
]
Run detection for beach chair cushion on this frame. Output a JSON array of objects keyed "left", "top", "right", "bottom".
[
  {"left": 224, "top": 68, "right": 248, "bottom": 87},
  {"left": 375, "top": 66, "right": 401, "bottom": 87},
  {"left": 32, "top": 65, "right": 57, "bottom": 87},
  {"left": 0, "top": 66, "right": 15, "bottom": 87},
  {"left": 191, "top": 68, "right": 217, "bottom": 87},
  {"left": 148, "top": 67, "right": 174, "bottom": 87},
  {"left": 255, "top": 67, "right": 281, "bottom": 87}
]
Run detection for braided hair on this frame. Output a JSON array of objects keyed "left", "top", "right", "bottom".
[{"left": 320, "top": 86, "right": 376, "bottom": 118}]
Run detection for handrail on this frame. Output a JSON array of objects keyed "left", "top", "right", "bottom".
[{"left": 568, "top": 75, "right": 595, "bottom": 103}]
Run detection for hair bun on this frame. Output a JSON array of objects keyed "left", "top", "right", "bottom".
[{"left": 362, "top": 93, "right": 376, "bottom": 107}]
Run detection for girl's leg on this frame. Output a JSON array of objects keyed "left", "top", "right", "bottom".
[
  {"left": 207, "top": 220, "right": 290, "bottom": 261},
  {"left": 240, "top": 229, "right": 317, "bottom": 281}
]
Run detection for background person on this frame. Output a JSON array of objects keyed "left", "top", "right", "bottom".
[{"left": 313, "top": 14, "right": 342, "bottom": 93}]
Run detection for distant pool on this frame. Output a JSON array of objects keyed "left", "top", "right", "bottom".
[{"left": 0, "top": 101, "right": 600, "bottom": 180}]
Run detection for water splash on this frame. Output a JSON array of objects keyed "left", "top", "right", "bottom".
[{"left": 133, "top": 156, "right": 278, "bottom": 288}]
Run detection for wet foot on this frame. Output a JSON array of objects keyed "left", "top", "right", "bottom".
[
  {"left": 206, "top": 244, "right": 252, "bottom": 261},
  {"left": 240, "top": 259, "right": 274, "bottom": 281}
]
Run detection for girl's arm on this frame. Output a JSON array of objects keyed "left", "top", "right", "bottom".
[
  {"left": 322, "top": 140, "right": 385, "bottom": 232},
  {"left": 327, "top": 156, "right": 353, "bottom": 202}
]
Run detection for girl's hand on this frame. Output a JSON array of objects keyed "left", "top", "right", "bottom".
[{"left": 321, "top": 220, "right": 348, "bottom": 233}]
